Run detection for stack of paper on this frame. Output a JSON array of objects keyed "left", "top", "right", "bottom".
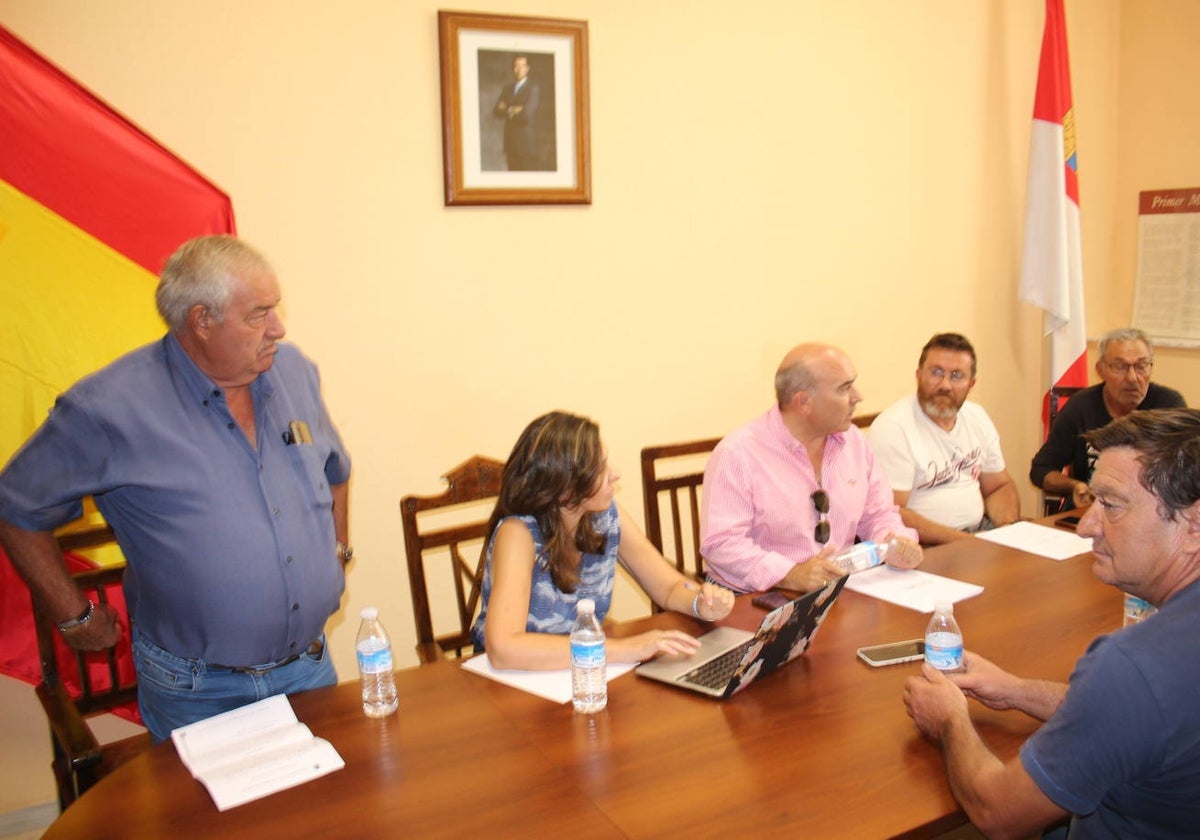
[{"left": 171, "top": 694, "right": 345, "bottom": 811}]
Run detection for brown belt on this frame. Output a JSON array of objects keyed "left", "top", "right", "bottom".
[{"left": 208, "top": 637, "right": 324, "bottom": 675}]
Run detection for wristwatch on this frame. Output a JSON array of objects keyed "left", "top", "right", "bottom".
[
  {"left": 57, "top": 599, "right": 96, "bottom": 633},
  {"left": 336, "top": 542, "right": 354, "bottom": 565}
]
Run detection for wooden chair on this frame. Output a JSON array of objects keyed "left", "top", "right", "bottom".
[
  {"left": 639, "top": 413, "right": 881, "bottom": 598},
  {"left": 1047, "top": 385, "right": 1082, "bottom": 431},
  {"left": 33, "top": 525, "right": 149, "bottom": 811},
  {"left": 400, "top": 456, "right": 505, "bottom": 664},
  {"left": 640, "top": 437, "right": 722, "bottom": 590},
  {"left": 1042, "top": 386, "right": 1084, "bottom": 515}
]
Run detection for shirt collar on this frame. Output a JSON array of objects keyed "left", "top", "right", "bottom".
[
  {"left": 163, "top": 332, "right": 273, "bottom": 407},
  {"left": 766, "top": 403, "right": 847, "bottom": 454}
]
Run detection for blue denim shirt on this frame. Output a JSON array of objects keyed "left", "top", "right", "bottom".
[{"left": 0, "top": 334, "right": 350, "bottom": 664}]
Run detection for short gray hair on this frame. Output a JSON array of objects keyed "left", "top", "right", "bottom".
[
  {"left": 775, "top": 359, "right": 817, "bottom": 407},
  {"left": 155, "top": 235, "right": 273, "bottom": 332},
  {"left": 1098, "top": 327, "right": 1153, "bottom": 360}
]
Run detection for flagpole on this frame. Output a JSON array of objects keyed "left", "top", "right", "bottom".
[{"left": 1018, "top": 0, "right": 1089, "bottom": 433}]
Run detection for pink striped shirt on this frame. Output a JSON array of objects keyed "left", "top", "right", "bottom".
[{"left": 701, "top": 405, "right": 915, "bottom": 593}]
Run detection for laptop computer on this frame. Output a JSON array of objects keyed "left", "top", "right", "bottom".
[{"left": 636, "top": 576, "right": 846, "bottom": 698}]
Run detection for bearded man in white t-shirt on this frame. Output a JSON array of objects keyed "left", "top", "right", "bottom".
[{"left": 867, "top": 333, "right": 1020, "bottom": 544}]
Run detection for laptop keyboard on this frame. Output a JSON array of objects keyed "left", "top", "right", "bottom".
[{"left": 680, "top": 641, "right": 753, "bottom": 689}]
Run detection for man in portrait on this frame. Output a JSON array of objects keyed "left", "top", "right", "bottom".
[{"left": 492, "top": 54, "right": 545, "bottom": 171}]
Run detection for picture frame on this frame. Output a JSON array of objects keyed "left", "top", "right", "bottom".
[{"left": 437, "top": 10, "right": 591, "bottom": 206}]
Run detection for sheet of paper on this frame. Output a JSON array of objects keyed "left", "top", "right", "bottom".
[
  {"left": 462, "top": 653, "right": 636, "bottom": 703},
  {"left": 198, "top": 737, "right": 345, "bottom": 812},
  {"left": 974, "top": 521, "right": 1093, "bottom": 561},
  {"left": 171, "top": 694, "right": 345, "bottom": 811},
  {"left": 843, "top": 566, "right": 984, "bottom": 613}
]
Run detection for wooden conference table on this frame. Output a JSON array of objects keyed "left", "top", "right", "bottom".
[{"left": 45, "top": 513, "right": 1116, "bottom": 839}]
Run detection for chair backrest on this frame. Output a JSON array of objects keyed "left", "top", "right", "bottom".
[
  {"left": 1047, "top": 385, "right": 1082, "bottom": 434},
  {"left": 35, "top": 566, "right": 137, "bottom": 716},
  {"left": 1042, "top": 386, "right": 1084, "bottom": 515},
  {"left": 640, "top": 413, "right": 882, "bottom": 591},
  {"left": 400, "top": 455, "right": 505, "bottom": 664},
  {"left": 36, "top": 527, "right": 138, "bottom": 717},
  {"left": 33, "top": 524, "right": 144, "bottom": 809},
  {"left": 640, "top": 437, "right": 722, "bottom": 586}
]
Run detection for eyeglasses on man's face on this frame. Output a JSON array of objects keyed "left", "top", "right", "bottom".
[
  {"left": 921, "top": 366, "right": 970, "bottom": 384},
  {"left": 1104, "top": 359, "right": 1152, "bottom": 377},
  {"left": 812, "top": 490, "right": 830, "bottom": 544}
]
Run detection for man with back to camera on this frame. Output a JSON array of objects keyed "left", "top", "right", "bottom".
[
  {"left": 904, "top": 408, "right": 1200, "bottom": 839},
  {"left": 868, "top": 333, "right": 1020, "bottom": 544},
  {"left": 700, "top": 343, "right": 923, "bottom": 595},
  {"left": 0, "top": 235, "right": 352, "bottom": 742},
  {"left": 1030, "top": 327, "right": 1185, "bottom": 509}
]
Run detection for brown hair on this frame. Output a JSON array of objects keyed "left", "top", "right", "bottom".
[
  {"left": 489, "top": 411, "right": 607, "bottom": 592},
  {"left": 1085, "top": 408, "right": 1200, "bottom": 520},
  {"left": 918, "top": 332, "right": 977, "bottom": 376}
]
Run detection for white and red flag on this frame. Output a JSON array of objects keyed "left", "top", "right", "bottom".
[{"left": 1019, "top": 0, "right": 1088, "bottom": 432}]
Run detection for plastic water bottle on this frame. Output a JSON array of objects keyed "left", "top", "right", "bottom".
[
  {"left": 836, "top": 538, "right": 900, "bottom": 574},
  {"left": 570, "top": 598, "right": 607, "bottom": 714},
  {"left": 924, "top": 601, "right": 964, "bottom": 672},
  {"left": 1122, "top": 593, "right": 1157, "bottom": 627},
  {"left": 356, "top": 607, "right": 398, "bottom": 718}
]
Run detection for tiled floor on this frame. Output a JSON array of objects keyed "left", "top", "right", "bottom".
[
  {"left": 0, "top": 675, "right": 144, "bottom": 839},
  {"left": 0, "top": 802, "right": 57, "bottom": 840}
]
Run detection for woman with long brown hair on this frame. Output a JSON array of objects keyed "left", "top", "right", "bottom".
[{"left": 471, "top": 411, "right": 733, "bottom": 670}]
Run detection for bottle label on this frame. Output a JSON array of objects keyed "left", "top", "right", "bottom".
[
  {"left": 925, "top": 632, "right": 963, "bottom": 671},
  {"left": 1123, "top": 593, "right": 1156, "bottom": 627},
  {"left": 840, "top": 541, "right": 880, "bottom": 574},
  {"left": 357, "top": 641, "right": 393, "bottom": 674},
  {"left": 570, "top": 639, "right": 605, "bottom": 668}
]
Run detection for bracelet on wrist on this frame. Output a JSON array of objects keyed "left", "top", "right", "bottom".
[
  {"left": 57, "top": 599, "right": 96, "bottom": 633},
  {"left": 691, "top": 593, "right": 715, "bottom": 622}
]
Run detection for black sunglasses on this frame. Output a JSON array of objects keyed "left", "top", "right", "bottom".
[{"left": 812, "top": 490, "right": 830, "bottom": 544}]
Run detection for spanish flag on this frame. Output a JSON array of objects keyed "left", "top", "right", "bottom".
[{"left": 0, "top": 25, "right": 234, "bottom": 696}]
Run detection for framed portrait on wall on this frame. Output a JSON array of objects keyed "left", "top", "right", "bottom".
[{"left": 437, "top": 10, "right": 591, "bottom": 206}]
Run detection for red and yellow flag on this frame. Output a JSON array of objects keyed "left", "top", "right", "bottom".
[
  {"left": 1, "top": 25, "right": 235, "bottom": 696},
  {"left": 1, "top": 24, "right": 235, "bottom": 461}
]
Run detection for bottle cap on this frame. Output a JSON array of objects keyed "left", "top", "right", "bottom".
[
  {"left": 934, "top": 601, "right": 952, "bottom": 613},
  {"left": 361, "top": 606, "right": 379, "bottom": 620},
  {"left": 576, "top": 598, "right": 595, "bottom": 614}
]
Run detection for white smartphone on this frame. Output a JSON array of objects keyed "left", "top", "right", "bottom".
[{"left": 856, "top": 639, "right": 925, "bottom": 667}]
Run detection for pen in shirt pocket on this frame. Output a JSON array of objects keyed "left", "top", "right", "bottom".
[{"left": 282, "top": 420, "right": 313, "bottom": 445}]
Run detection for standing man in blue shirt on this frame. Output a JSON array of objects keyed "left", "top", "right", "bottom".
[{"left": 0, "top": 235, "right": 352, "bottom": 741}]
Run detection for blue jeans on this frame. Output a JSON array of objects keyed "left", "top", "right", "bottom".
[{"left": 132, "top": 627, "right": 337, "bottom": 742}]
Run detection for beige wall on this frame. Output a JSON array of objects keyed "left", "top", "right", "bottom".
[
  {"left": 0, "top": 0, "right": 1195, "bottom": 710},
  {"left": 1112, "top": 0, "right": 1200, "bottom": 396}
]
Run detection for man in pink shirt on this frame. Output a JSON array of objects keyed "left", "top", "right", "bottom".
[{"left": 701, "top": 343, "right": 922, "bottom": 594}]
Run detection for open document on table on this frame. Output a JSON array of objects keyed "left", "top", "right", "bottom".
[
  {"left": 974, "top": 521, "right": 1093, "bottom": 561},
  {"left": 844, "top": 565, "right": 984, "bottom": 613},
  {"left": 462, "top": 654, "right": 636, "bottom": 703},
  {"left": 171, "top": 694, "right": 344, "bottom": 811}
]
